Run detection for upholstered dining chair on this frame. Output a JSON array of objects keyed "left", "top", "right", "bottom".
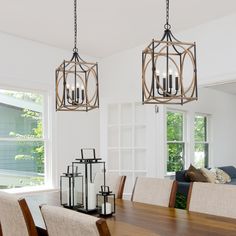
[
  {"left": 94, "top": 172, "right": 126, "bottom": 199},
  {"left": 187, "top": 182, "right": 236, "bottom": 218},
  {"left": 0, "top": 191, "right": 38, "bottom": 236},
  {"left": 40, "top": 205, "right": 110, "bottom": 236},
  {"left": 131, "top": 177, "right": 178, "bottom": 207}
]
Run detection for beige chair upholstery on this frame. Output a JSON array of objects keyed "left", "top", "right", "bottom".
[
  {"left": 40, "top": 205, "right": 110, "bottom": 236},
  {"left": 131, "top": 177, "right": 177, "bottom": 207},
  {"left": 187, "top": 182, "right": 236, "bottom": 218},
  {"left": 94, "top": 172, "right": 126, "bottom": 199},
  {"left": 0, "top": 191, "right": 38, "bottom": 236}
]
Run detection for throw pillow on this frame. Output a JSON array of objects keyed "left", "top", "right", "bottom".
[
  {"left": 185, "top": 164, "right": 208, "bottom": 182},
  {"left": 200, "top": 168, "right": 217, "bottom": 183},
  {"left": 215, "top": 168, "right": 231, "bottom": 184}
]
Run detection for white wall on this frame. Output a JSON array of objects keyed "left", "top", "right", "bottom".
[
  {"left": 100, "top": 13, "right": 236, "bottom": 176},
  {"left": 0, "top": 32, "right": 100, "bottom": 188},
  {"left": 177, "top": 13, "right": 236, "bottom": 85},
  {"left": 168, "top": 88, "right": 236, "bottom": 168}
]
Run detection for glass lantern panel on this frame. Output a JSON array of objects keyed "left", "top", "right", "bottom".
[
  {"left": 97, "top": 194, "right": 115, "bottom": 215},
  {"left": 60, "top": 176, "right": 73, "bottom": 208},
  {"left": 73, "top": 161, "right": 106, "bottom": 212}
]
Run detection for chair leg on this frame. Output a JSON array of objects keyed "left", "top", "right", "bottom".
[
  {"left": 18, "top": 198, "right": 39, "bottom": 236},
  {"left": 117, "top": 176, "right": 126, "bottom": 199},
  {"left": 0, "top": 222, "right": 2, "bottom": 236},
  {"left": 96, "top": 219, "right": 111, "bottom": 236}
]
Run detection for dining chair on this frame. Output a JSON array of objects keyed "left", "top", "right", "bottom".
[
  {"left": 131, "top": 177, "right": 178, "bottom": 207},
  {"left": 187, "top": 182, "right": 236, "bottom": 218},
  {"left": 0, "top": 191, "right": 38, "bottom": 236},
  {"left": 94, "top": 172, "right": 126, "bottom": 199},
  {"left": 40, "top": 205, "right": 110, "bottom": 236}
]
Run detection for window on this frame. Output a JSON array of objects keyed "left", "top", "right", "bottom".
[
  {"left": 0, "top": 89, "right": 46, "bottom": 189},
  {"left": 194, "top": 114, "right": 209, "bottom": 168},
  {"left": 166, "top": 110, "right": 185, "bottom": 173}
]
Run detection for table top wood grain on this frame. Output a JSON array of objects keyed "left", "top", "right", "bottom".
[{"left": 25, "top": 191, "right": 236, "bottom": 236}]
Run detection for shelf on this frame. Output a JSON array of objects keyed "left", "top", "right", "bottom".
[
  {"left": 106, "top": 102, "right": 148, "bottom": 196},
  {"left": 108, "top": 104, "right": 119, "bottom": 125},
  {"left": 120, "top": 103, "right": 133, "bottom": 124},
  {"left": 134, "top": 124, "right": 146, "bottom": 127},
  {"left": 108, "top": 147, "right": 146, "bottom": 150},
  {"left": 107, "top": 149, "right": 119, "bottom": 170},
  {"left": 108, "top": 123, "right": 146, "bottom": 128},
  {"left": 106, "top": 170, "right": 147, "bottom": 173}
]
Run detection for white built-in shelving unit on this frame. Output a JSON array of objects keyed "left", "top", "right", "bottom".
[{"left": 106, "top": 102, "right": 147, "bottom": 198}]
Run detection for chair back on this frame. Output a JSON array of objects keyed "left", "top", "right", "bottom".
[
  {"left": 131, "top": 177, "right": 177, "bottom": 207},
  {"left": 0, "top": 191, "right": 38, "bottom": 236},
  {"left": 187, "top": 182, "right": 236, "bottom": 218},
  {"left": 94, "top": 173, "right": 126, "bottom": 199},
  {"left": 40, "top": 205, "right": 110, "bottom": 236}
]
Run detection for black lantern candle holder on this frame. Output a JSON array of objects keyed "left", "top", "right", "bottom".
[
  {"left": 60, "top": 165, "right": 83, "bottom": 209},
  {"left": 96, "top": 186, "right": 115, "bottom": 216},
  {"left": 72, "top": 148, "right": 106, "bottom": 213}
]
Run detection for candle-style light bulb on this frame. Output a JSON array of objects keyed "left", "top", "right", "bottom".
[
  {"left": 175, "top": 72, "right": 179, "bottom": 91},
  {"left": 81, "top": 85, "right": 85, "bottom": 101},
  {"left": 71, "top": 86, "right": 75, "bottom": 101},
  {"left": 163, "top": 73, "right": 166, "bottom": 96},
  {"left": 156, "top": 70, "right": 160, "bottom": 90},
  {"left": 169, "top": 69, "right": 173, "bottom": 89},
  {"left": 76, "top": 83, "right": 80, "bottom": 100},
  {"left": 66, "top": 84, "right": 70, "bottom": 100}
]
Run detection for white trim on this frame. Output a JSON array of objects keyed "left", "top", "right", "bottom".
[
  {"left": 0, "top": 84, "right": 55, "bottom": 191},
  {"left": 193, "top": 113, "right": 211, "bottom": 168},
  {"left": 165, "top": 109, "right": 186, "bottom": 175},
  {"left": 2, "top": 186, "right": 58, "bottom": 195},
  {"left": 0, "top": 138, "right": 45, "bottom": 142}
]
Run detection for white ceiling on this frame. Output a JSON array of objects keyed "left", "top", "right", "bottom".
[{"left": 1, "top": 0, "right": 236, "bottom": 58}]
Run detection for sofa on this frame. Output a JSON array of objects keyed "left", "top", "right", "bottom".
[{"left": 175, "top": 166, "right": 236, "bottom": 196}]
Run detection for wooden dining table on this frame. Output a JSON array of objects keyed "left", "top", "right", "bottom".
[{"left": 25, "top": 191, "right": 236, "bottom": 236}]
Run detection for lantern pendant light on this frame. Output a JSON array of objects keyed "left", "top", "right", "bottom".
[
  {"left": 142, "top": 0, "right": 198, "bottom": 105},
  {"left": 56, "top": 0, "right": 99, "bottom": 111}
]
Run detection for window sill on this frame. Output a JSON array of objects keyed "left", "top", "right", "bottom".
[
  {"left": 165, "top": 172, "right": 176, "bottom": 177},
  {"left": 1, "top": 185, "right": 59, "bottom": 195}
]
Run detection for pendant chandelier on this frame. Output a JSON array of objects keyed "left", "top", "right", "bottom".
[
  {"left": 56, "top": 0, "right": 99, "bottom": 111},
  {"left": 142, "top": 0, "right": 198, "bottom": 105}
]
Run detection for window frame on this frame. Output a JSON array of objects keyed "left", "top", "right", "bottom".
[
  {"left": 0, "top": 86, "right": 50, "bottom": 189},
  {"left": 193, "top": 113, "right": 210, "bottom": 168},
  {"left": 166, "top": 109, "right": 186, "bottom": 175}
]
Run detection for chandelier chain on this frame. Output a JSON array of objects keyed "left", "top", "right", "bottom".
[
  {"left": 164, "top": 0, "right": 171, "bottom": 29},
  {"left": 73, "top": 0, "right": 78, "bottom": 52},
  {"left": 166, "top": 0, "right": 169, "bottom": 24}
]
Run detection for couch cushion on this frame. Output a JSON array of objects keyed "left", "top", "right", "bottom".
[
  {"left": 218, "top": 166, "right": 236, "bottom": 178},
  {"left": 226, "top": 178, "right": 236, "bottom": 185}
]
